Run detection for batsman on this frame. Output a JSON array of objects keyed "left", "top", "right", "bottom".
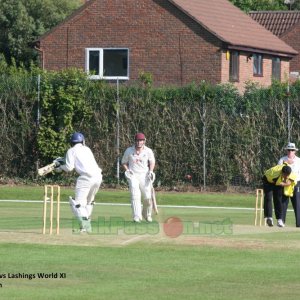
[
  {"left": 122, "top": 133, "right": 156, "bottom": 223},
  {"left": 55, "top": 132, "right": 102, "bottom": 233}
]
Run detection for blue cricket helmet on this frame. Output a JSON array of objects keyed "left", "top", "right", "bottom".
[{"left": 70, "top": 132, "right": 85, "bottom": 144}]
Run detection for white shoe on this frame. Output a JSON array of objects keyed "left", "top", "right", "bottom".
[
  {"left": 133, "top": 217, "right": 141, "bottom": 223},
  {"left": 266, "top": 218, "right": 274, "bottom": 227},
  {"left": 146, "top": 216, "right": 152, "bottom": 223},
  {"left": 277, "top": 219, "right": 285, "bottom": 228}
]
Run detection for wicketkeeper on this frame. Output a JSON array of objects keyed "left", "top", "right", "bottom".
[
  {"left": 55, "top": 132, "right": 102, "bottom": 233},
  {"left": 122, "top": 133, "right": 156, "bottom": 223}
]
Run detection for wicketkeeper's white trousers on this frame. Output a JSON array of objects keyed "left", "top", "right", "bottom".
[{"left": 127, "top": 172, "right": 152, "bottom": 221}]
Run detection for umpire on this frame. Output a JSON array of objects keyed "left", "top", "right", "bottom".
[{"left": 278, "top": 142, "right": 300, "bottom": 227}]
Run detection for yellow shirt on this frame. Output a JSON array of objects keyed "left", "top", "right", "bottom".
[{"left": 264, "top": 165, "right": 297, "bottom": 197}]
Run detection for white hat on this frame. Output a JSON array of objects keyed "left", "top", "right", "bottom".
[{"left": 285, "top": 142, "right": 298, "bottom": 151}]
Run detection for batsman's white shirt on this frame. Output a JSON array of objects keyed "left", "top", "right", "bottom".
[
  {"left": 278, "top": 156, "right": 300, "bottom": 182},
  {"left": 121, "top": 145, "right": 155, "bottom": 173},
  {"left": 61, "top": 143, "right": 102, "bottom": 214},
  {"left": 61, "top": 143, "right": 102, "bottom": 176}
]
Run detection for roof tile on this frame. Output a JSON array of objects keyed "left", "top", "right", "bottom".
[
  {"left": 169, "top": 0, "right": 297, "bottom": 55},
  {"left": 249, "top": 11, "right": 300, "bottom": 37}
]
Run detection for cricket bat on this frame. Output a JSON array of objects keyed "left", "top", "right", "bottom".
[
  {"left": 38, "top": 162, "right": 56, "bottom": 176},
  {"left": 151, "top": 186, "right": 158, "bottom": 215}
]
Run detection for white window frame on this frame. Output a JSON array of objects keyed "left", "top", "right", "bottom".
[{"left": 85, "top": 48, "right": 129, "bottom": 80}]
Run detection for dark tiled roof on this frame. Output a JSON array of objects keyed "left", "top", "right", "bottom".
[
  {"left": 169, "top": 0, "right": 297, "bottom": 56},
  {"left": 249, "top": 11, "right": 300, "bottom": 37}
]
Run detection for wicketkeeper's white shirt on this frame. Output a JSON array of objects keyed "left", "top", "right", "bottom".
[
  {"left": 122, "top": 145, "right": 155, "bottom": 173},
  {"left": 61, "top": 143, "right": 102, "bottom": 177}
]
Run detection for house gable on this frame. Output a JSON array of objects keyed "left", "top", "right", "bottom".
[
  {"left": 36, "top": 0, "right": 297, "bottom": 90},
  {"left": 38, "top": 0, "right": 223, "bottom": 86}
]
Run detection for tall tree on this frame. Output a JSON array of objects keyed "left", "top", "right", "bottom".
[
  {"left": 229, "top": 0, "right": 288, "bottom": 11},
  {"left": 0, "top": 0, "right": 82, "bottom": 66}
]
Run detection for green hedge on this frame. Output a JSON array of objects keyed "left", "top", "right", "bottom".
[{"left": 0, "top": 62, "right": 299, "bottom": 188}]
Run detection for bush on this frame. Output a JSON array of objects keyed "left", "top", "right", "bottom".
[{"left": 0, "top": 65, "right": 297, "bottom": 189}]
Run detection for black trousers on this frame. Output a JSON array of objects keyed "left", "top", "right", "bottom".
[
  {"left": 263, "top": 180, "right": 283, "bottom": 220},
  {"left": 282, "top": 182, "right": 300, "bottom": 227}
]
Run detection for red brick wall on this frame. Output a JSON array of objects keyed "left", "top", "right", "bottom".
[
  {"left": 281, "top": 25, "right": 300, "bottom": 74},
  {"left": 221, "top": 51, "right": 290, "bottom": 93},
  {"left": 39, "top": 0, "right": 222, "bottom": 86}
]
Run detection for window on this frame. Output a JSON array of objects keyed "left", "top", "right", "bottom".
[
  {"left": 229, "top": 51, "right": 239, "bottom": 82},
  {"left": 253, "top": 54, "right": 263, "bottom": 76},
  {"left": 85, "top": 48, "right": 129, "bottom": 80},
  {"left": 272, "top": 57, "right": 281, "bottom": 81}
]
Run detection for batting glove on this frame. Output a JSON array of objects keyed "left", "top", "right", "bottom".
[
  {"left": 54, "top": 166, "right": 63, "bottom": 173},
  {"left": 147, "top": 171, "right": 155, "bottom": 182},
  {"left": 125, "top": 170, "right": 133, "bottom": 179},
  {"left": 53, "top": 157, "right": 65, "bottom": 167}
]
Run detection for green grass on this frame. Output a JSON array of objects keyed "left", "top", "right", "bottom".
[
  {"left": 1, "top": 185, "right": 300, "bottom": 299},
  {"left": 0, "top": 244, "right": 300, "bottom": 299},
  {"left": 0, "top": 185, "right": 255, "bottom": 207}
]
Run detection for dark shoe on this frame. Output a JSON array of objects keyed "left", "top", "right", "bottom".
[{"left": 266, "top": 218, "right": 274, "bottom": 227}]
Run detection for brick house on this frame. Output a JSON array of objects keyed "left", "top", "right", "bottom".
[
  {"left": 35, "top": 0, "right": 297, "bottom": 91},
  {"left": 249, "top": 11, "right": 300, "bottom": 77}
]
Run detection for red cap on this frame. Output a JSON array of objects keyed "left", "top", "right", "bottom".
[{"left": 135, "top": 133, "right": 145, "bottom": 140}]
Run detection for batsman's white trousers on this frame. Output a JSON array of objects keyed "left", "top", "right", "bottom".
[
  {"left": 127, "top": 172, "right": 152, "bottom": 221},
  {"left": 72, "top": 172, "right": 102, "bottom": 219}
]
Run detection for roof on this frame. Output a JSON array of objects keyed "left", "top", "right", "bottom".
[
  {"left": 37, "top": 0, "right": 297, "bottom": 57},
  {"left": 249, "top": 11, "right": 300, "bottom": 37},
  {"left": 169, "top": 0, "right": 297, "bottom": 56}
]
